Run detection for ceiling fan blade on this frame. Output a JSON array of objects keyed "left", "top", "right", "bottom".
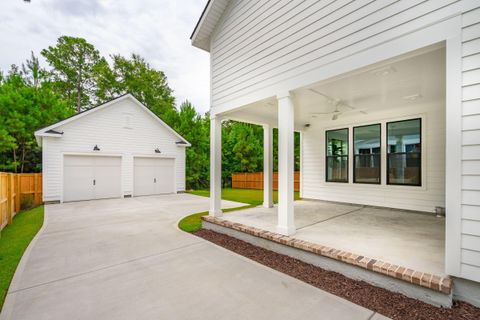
[
  {"left": 341, "top": 102, "right": 355, "bottom": 110},
  {"left": 360, "top": 110, "right": 368, "bottom": 114},
  {"left": 310, "top": 112, "right": 334, "bottom": 115},
  {"left": 332, "top": 114, "right": 339, "bottom": 120},
  {"left": 308, "top": 88, "right": 331, "bottom": 100}
]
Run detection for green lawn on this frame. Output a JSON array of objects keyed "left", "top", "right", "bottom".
[
  {"left": 188, "top": 188, "right": 300, "bottom": 206},
  {"left": 179, "top": 188, "right": 300, "bottom": 233},
  {"left": 0, "top": 206, "right": 44, "bottom": 310}
]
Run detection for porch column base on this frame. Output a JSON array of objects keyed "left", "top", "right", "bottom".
[
  {"left": 209, "top": 209, "right": 223, "bottom": 217},
  {"left": 276, "top": 224, "right": 296, "bottom": 236}
]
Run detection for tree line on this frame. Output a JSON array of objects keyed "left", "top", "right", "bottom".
[{"left": 0, "top": 36, "right": 299, "bottom": 189}]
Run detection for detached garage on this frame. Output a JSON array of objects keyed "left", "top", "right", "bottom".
[{"left": 35, "top": 94, "right": 190, "bottom": 203}]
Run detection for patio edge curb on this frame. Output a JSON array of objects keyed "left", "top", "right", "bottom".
[{"left": 202, "top": 215, "right": 452, "bottom": 294}]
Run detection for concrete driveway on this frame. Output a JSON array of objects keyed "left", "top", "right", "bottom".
[{"left": 1, "top": 194, "right": 385, "bottom": 320}]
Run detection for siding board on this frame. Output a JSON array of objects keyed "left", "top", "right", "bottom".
[
  {"left": 463, "top": 38, "right": 480, "bottom": 56},
  {"left": 463, "top": 130, "right": 480, "bottom": 145},
  {"left": 463, "top": 219, "right": 480, "bottom": 236},
  {"left": 462, "top": 204, "right": 480, "bottom": 220},
  {"left": 463, "top": 234, "right": 480, "bottom": 251},
  {"left": 462, "top": 249, "right": 480, "bottom": 267},
  {"left": 463, "top": 160, "right": 480, "bottom": 174},
  {"left": 461, "top": 263, "right": 480, "bottom": 282}
]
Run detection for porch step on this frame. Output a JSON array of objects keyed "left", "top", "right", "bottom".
[{"left": 202, "top": 215, "right": 453, "bottom": 307}]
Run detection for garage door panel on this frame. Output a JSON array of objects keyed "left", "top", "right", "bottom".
[
  {"left": 64, "top": 155, "right": 95, "bottom": 167},
  {"left": 63, "top": 155, "right": 121, "bottom": 202},
  {"left": 94, "top": 156, "right": 121, "bottom": 167},
  {"left": 133, "top": 165, "right": 156, "bottom": 197},
  {"left": 94, "top": 159, "right": 121, "bottom": 200},
  {"left": 134, "top": 157, "right": 175, "bottom": 196},
  {"left": 156, "top": 159, "right": 175, "bottom": 194},
  {"left": 63, "top": 162, "right": 94, "bottom": 202}
]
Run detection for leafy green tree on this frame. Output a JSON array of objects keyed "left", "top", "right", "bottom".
[
  {"left": 22, "top": 51, "right": 46, "bottom": 89},
  {"left": 41, "top": 36, "right": 105, "bottom": 112},
  {"left": 0, "top": 66, "right": 72, "bottom": 172},
  {"left": 96, "top": 54, "right": 175, "bottom": 117},
  {"left": 169, "top": 101, "right": 210, "bottom": 189},
  {"left": 162, "top": 101, "right": 210, "bottom": 189}
]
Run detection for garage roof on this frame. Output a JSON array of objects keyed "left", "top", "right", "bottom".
[
  {"left": 190, "top": 0, "right": 230, "bottom": 52},
  {"left": 34, "top": 94, "right": 191, "bottom": 147}
]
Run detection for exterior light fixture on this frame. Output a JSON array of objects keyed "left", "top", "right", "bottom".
[
  {"left": 93, "top": 145, "right": 100, "bottom": 151},
  {"left": 155, "top": 148, "right": 161, "bottom": 154}
]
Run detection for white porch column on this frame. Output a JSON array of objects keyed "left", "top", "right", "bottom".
[
  {"left": 276, "top": 93, "right": 296, "bottom": 235},
  {"left": 209, "top": 115, "right": 222, "bottom": 217},
  {"left": 263, "top": 124, "right": 273, "bottom": 208}
]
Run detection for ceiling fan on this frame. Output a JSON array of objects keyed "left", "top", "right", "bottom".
[{"left": 308, "top": 88, "right": 367, "bottom": 120}]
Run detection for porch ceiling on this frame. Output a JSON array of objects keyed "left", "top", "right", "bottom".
[{"left": 221, "top": 44, "right": 445, "bottom": 130}]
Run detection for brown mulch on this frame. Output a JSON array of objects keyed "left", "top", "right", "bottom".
[{"left": 194, "top": 229, "right": 480, "bottom": 320}]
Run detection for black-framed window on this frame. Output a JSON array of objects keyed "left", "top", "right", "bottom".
[
  {"left": 354, "top": 124, "right": 381, "bottom": 184},
  {"left": 326, "top": 128, "right": 348, "bottom": 182},
  {"left": 387, "top": 118, "right": 421, "bottom": 186}
]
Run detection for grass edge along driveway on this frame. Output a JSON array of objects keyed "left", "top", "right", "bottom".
[
  {"left": 0, "top": 206, "right": 44, "bottom": 310},
  {"left": 179, "top": 188, "right": 300, "bottom": 232}
]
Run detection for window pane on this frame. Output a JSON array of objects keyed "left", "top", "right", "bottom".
[
  {"left": 387, "top": 119, "right": 421, "bottom": 154},
  {"left": 388, "top": 153, "right": 421, "bottom": 185},
  {"left": 326, "top": 129, "right": 348, "bottom": 156},
  {"left": 387, "top": 119, "right": 421, "bottom": 186},
  {"left": 326, "top": 156, "right": 348, "bottom": 182},
  {"left": 354, "top": 124, "right": 380, "bottom": 184},
  {"left": 354, "top": 155, "right": 381, "bottom": 183}
]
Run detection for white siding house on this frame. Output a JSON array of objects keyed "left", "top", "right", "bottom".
[
  {"left": 191, "top": 0, "right": 480, "bottom": 306},
  {"left": 35, "top": 94, "right": 190, "bottom": 203}
]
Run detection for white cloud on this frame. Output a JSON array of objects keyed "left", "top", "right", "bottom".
[{"left": 0, "top": 0, "right": 211, "bottom": 114}]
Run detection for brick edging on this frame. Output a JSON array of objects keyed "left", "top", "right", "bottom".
[{"left": 202, "top": 216, "right": 452, "bottom": 294}]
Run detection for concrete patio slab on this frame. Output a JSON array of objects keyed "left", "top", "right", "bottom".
[
  {"left": 1, "top": 194, "right": 383, "bottom": 320},
  {"left": 224, "top": 200, "right": 362, "bottom": 231},
  {"left": 222, "top": 200, "right": 445, "bottom": 276}
]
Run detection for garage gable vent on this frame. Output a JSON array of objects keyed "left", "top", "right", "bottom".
[{"left": 123, "top": 113, "right": 133, "bottom": 129}]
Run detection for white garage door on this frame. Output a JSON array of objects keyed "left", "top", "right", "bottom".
[
  {"left": 134, "top": 157, "right": 175, "bottom": 196},
  {"left": 63, "top": 155, "right": 122, "bottom": 202}
]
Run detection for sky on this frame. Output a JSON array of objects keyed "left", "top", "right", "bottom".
[{"left": 0, "top": 0, "right": 211, "bottom": 114}]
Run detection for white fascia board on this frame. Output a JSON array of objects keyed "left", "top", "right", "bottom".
[
  {"left": 34, "top": 94, "right": 131, "bottom": 137},
  {"left": 190, "top": 0, "right": 214, "bottom": 52},
  {"left": 127, "top": 95, "right": 192, "bottom": 147}
]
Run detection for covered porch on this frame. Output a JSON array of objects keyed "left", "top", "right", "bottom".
[
  {"left": 207, "top": 43, "right": 449, "bottom": 303},
  {"left": 209, "top": 43, "right": 446, "bottom": 235}
]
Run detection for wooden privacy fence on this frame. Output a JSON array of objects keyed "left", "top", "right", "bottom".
[
  {"left": 232, "top": 172, "right": 300, "bottom": 192},
  {"left": 0, "top": 173, "right": 42, "bottom": 231}
]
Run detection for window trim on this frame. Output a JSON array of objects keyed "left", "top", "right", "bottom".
[
  {"left": 386, "top": 118, "right": 422, "bottom": 187},
  {"left": 353, "top": 123, "right": 381, "bottom": 185},
  {"left": 325, "top": 128, "right": 349, "bottom": 183}
]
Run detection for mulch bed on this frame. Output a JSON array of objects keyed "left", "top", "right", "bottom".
[{"left": 194, "top": 229, "right": 480, "bottom": 320}]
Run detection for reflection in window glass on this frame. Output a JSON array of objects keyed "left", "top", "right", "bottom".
[
  {"left": 387, "top": 119, "right": 421, "bottom": 186},
  {"left": 326, "top": 128, "right": 348, "bottom": 182},
  {"left": 354, "top": 124, "right": 381, "bottom": 184}
]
